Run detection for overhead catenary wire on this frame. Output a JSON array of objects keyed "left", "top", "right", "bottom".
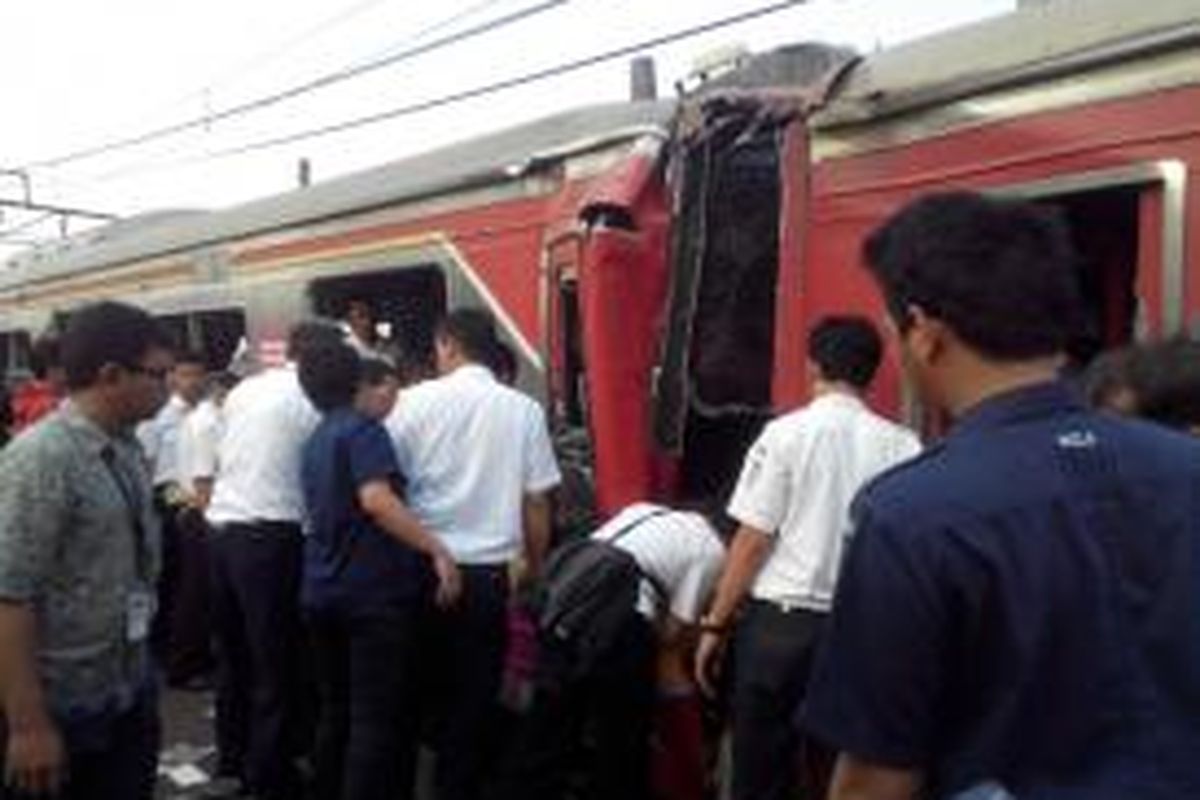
[
  {"left": 22, "top": 0, "right": 569, "bottom": 171},
  {"left": 90, "top": 0, "right": 811, "bottom": 180}
]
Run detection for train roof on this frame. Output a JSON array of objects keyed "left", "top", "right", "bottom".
[
  {"left": 2, "top": 99, "right": 675, "bottom": 288},
  {"left": 814, "top": 0, "right": 1200, "bottom": 129}
]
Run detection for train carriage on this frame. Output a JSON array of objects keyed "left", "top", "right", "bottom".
[{"left": 3, "top": 0, "right": 1198, "bottom": 521}]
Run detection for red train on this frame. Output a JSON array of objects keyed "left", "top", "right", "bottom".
[{"left": 2, "top": 0, "right": 1197, "bottom": 521}]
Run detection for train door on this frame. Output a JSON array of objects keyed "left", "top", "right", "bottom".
[
  {"left": 543, "top": 233, "right": 597, "bottom": 536},
  {"left": 654, "top": 100, "right": 792, "bottom": 502},
  {"left": 308, "top": 265, "right": 447, "bottom": 379}
]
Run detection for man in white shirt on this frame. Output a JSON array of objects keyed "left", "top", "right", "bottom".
[
  {"left": 135, "top": 350, "right": 206, "bottom": 686},
  {"left": 386, "top": 308, "right": 560, "bottom": 800},
  {"left": 695, "top": 316, "right": 921, "bottom": 800},
  {"left": 205, "top": 322, "right": 337, "bottom": 800},
  {"left": 163, "top": 370, "right": 240, "bottom": 691},
  {"left": 504, "top": 501, "right": 728, "bottom": 800}
]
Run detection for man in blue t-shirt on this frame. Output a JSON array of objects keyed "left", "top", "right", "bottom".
[
  {"left": 298, "top": 343, "right": 460, "bottom": 800},
  {"left": 802, "top": 192, "right": 1200, "bottom": 800}
]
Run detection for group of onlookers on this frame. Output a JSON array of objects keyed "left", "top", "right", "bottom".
[{"left": 2, "top": 189, "right": 1200, "bottom": 800}]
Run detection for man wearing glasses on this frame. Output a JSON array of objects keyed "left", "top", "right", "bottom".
[{"left": 0, "top": 301, "right": 174, "bottom": 800}]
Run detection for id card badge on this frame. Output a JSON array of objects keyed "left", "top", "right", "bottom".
[{"left": 126, "top": 590, "right": 155, "bottom": 643}]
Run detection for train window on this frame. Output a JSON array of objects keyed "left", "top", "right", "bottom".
[
  {"left": 308, "top": 266, "right": 447, "bottom": 378},
  {"left": 156, "top": 309, "right": 246, "bottom": 372},
  {"left": 1, "top": 331, "right": 31, "bottom": 384}
]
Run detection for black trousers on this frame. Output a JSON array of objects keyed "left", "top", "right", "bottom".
[
  {"left": 421, "top": 565, "right": 509, "bottom": 800},
  {"left": 498, "top": 614, "right": 657, "bottom": 800},
  {"left": 1, "top": 688, "right": 159, "bottom": 800},
  {"left": 307, "top": 604, "right": 422, "bottom": 800},
  {"left": 731, "top": 601, "right": 830, "bottom": 800},
  {"left": 165, "top": 507, "right": 214, "bottom": 684},
  {"left": 209, "top": 523, "right": 304, "bottom": 800}
]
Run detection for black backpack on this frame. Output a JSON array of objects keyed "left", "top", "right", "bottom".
[{"left": 530, "top": 509, "right": 668, "bottom": 682}]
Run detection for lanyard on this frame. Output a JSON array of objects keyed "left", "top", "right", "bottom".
[{"left": 100, "top": 445, "right": 152, "bottom": 584}]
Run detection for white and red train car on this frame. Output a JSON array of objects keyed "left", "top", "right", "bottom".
[{"left": 3, "top": 0, "right": 1197, "bottom": 521}]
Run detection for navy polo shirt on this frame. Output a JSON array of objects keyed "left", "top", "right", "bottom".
[
  {"left": 301, "top": 409, "right": 429, "bottom": 614},
  {"left": 802, "top": 382, "right": 1200, "bottom": 799}
]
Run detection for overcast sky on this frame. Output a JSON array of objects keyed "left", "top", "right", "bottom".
[{"left": 0, "top": 0, "right": 1014, "bottom": 254}]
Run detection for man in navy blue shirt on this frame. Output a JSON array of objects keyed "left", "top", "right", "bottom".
[
  {"left": 802, "top": 192, "right": 1200, "bottom": 800},
  {"left": 298, "top": 344, "right": 460, "bottom": 800}
]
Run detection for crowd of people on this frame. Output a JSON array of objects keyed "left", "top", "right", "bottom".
[{"left": 1, "top": 190, "right": 1199, "bottom": 800}]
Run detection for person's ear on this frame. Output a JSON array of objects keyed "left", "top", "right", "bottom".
[{"left": 904, "top": 305, "right": 948, "bottom": 367}]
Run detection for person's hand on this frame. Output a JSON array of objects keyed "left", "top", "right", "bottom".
[
  {"left": 432, "top": 551, "right": 463, "bottom": 609},
  {"left": 694, "top": 629, "right": 728, "bottom": 699},
  {"left": 4, "top": 710, "right": 67, "bottom": 796}
]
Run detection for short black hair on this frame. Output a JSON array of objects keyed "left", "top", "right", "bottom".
[
  {"left": 359, "top": 357, "right": 397, "bottom": 387},
  {"left": 28, "top": 333, "right": 61, "bottom": 380},
  {"left": 435, "top": 308, "right": 500, "bottom": 365},
  {"left": 60, "top": 302, "right": 172, "bottom": 391},
  {"left": 491, "top": 341, "right": 518, "bottom": 384},
  {"left": 807, "top": 315, "right": 883, "bottom": 389},
  {"left": 1128, "top": 338, "right": 1200, "bottom": 430},
  {"left": 298, "top": 340, "right": 361, "bottom": 413},
  {"left": 287, "top": 319, "right": 345, "bottom": 362},
  {"left": 863, "top": 191, "right": 1082, "bottom": 361},
  {"left": 1083, "top": 346, "right": 1138, "bottom": 410}
]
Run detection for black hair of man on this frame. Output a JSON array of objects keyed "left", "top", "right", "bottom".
[
  {"left": 359, "top": 357, "right": 397, "bottom": 387},
  {"left": 298, "top": 340, "right": 361, "bottom": 413},
  {"left": 435, "top": 308, "right": 500, "bottom": 365},
  {"left": 287, "top": 319, "right": 345, "bottom": 363},
  {"left": 1130, "top": 338, "right": 1200, "bottom": 430},
  {"left": 1083, "top": 346, "right": 1138, "bottom": 410},
  {"left": 491, "top": 341, "right": 518, "bottom": 385},
  {"left": 60, "top": 302, "right": 172, "bottom": 391},
  {"left": 808, "top": 315, "right": 883, "bottom": 389},
  {"left": 28, "top": 333, "right": 61, "bottom": 380},
  {"left": 863, "top": 191, "right": 1083, "bottom": 361}
]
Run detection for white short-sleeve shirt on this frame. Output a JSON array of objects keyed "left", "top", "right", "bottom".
[
  {"left": 206, "top": 366, "right": 320, "bottom": 526},
  {"left": 386, "top": 364, "right": 561, "bottom": 565},
  {"left": 593, "top": 502, "right": 725, "bottom": 622},
  {"left": 175, "top": 399, "right": 223, "bottom": 495},
  {"left": 136, "top": 394, "right": 191, "bottom": 487},
  {"left": 728, "top": 392, "right": 920, "bottom": 611}
]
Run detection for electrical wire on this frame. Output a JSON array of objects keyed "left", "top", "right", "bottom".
[
  {"left": 90, "top": 0, "right": 810, "bottom": 180},
  {"left": 23, "top": 0, "right": 569, "bottom": 171}
]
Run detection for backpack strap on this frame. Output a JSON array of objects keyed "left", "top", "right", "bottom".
[{"left": 604, "top": 507, "right": 672, "bottom": 610}]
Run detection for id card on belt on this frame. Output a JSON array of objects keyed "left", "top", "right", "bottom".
[{"left": 126, "top": 590, "right": 155, "bottom": 643}]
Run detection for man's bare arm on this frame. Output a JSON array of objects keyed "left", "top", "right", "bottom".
[
  {"left": 828, "top": 753, "right": 921, "bottom": 800},
  {"left": 521, "top": 491, "right": 553, "bottom": 577},
  {"left": 0, "top": 601, "right": 66, "bottom": 795}
]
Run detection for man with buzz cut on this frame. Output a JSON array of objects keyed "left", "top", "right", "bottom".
[
  {"left": 803, "top": 192, "right": 1200, "bottom": 800},
  {"left": 695, "top": 314, "right": 920, "bottom": 800}
]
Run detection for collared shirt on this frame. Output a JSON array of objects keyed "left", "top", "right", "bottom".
[
  {"left": 727, "top": 392, "right": 920, "bottom": 610},
  {"left": 301, "top": 409, "right": 428, "bottom": 613},
  {"left": 136, "top": 393, "right": 191, "bottom": 487},
  {"left": 207, "top": 365, "right": 320, "bottom": 526},
  {"left": 593, "top": 503, "right": 725, "bottom": 622},
  {"left": 386, "top": 364, "right": 561, "bottom": 565},
  {"left": 175, "top": 399, "right": 223, "bottom": 495},
  {"left": 0, "top": 403, "right": 161, "bottom": 715},
  {"left": 802, "top": 382, "right": 1200, "bottom": 798}
]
